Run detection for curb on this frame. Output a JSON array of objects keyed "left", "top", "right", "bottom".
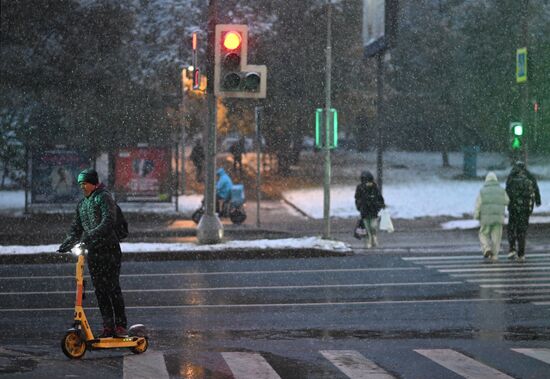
[{"left": 0, "top": 248, "right": 352, "bottom": 265}]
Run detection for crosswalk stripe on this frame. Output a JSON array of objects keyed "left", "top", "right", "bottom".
[
  {"left": 451, "top": 272, "right": 547, "bottom": 278},
  {"left": 123, "top": 350, "right": 169, "bottom": 379},
  {"left": 414, "top": 349, "right": 514, "bottom": 379},
  {"left": 467, "top": 277, "right": 550, "bottom": 283},
  {"left": 495, "top": 288, "right": 550, "bottom": 294},
  {"left": 222, "top": 352, "right": 281, "bottom": 379},
  {"left": 439, "top": 267, "right": 550, "bottom": 273},
  {"left": 511, "top": 348, "right": 550, "bottom": 364},
  {"left": 421, "top": 258, "right": 550, "bottom": 264},
  {"left": 320, "top": 350, "right": 395, "bottom": 379},
  {"left": 481, "top": 283, "right": 550, "bottom": 288},
  {"left": 403, "top": 253, "right": 550, "bottom": 261},
  {"left": 407, "top": 253, "right": 550, "bottom": 306},
  {"left": 426, "top": 263, "right": 550, "bottom": 269}
]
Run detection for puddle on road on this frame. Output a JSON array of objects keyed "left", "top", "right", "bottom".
[
  {"left": 0, "top": 346, "right": 44, "bottom": 374},
  {"left": 154, "top": 326, "right": 550, "bottom": 343}
]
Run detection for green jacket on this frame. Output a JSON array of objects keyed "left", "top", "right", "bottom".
[
  {"left": 474, "top": 178, "right": 509, "bottom": 226},
  {"left": 59, "top": 184, "right": 120, "bottom": 253}
]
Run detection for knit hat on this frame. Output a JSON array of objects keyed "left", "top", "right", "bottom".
[{"left": 77, "top": 168, "right": 99, "bottom": 185}]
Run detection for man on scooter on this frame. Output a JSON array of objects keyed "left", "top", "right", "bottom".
[
  {"left": 57, "top": 168, "right": 128, "bottom": 338},
  {"left": 216, "top": 167, "right": 233, "bottom": 216}
]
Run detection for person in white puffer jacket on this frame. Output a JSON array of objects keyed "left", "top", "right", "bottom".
[{"left": 474, "top": 172, "right": 510, "bottom": 262}]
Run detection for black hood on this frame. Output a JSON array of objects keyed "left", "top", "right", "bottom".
[{"left": 360, "top": 170, "right": 374, "bottom": 183}]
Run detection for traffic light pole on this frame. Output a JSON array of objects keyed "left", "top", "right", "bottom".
[
  {"left": 323, "top": 0, "right": 332, "bottom": 239},
  {"left": 197, "top": 0, "right": 223, "bottom": 244}
]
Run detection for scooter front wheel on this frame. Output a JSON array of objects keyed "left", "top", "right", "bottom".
[
  {"left": 130, "top": 337, "right": 149, "bottom": 354},
  {"left": 61, "top": 331, "right": 86, "bottom": 359}
]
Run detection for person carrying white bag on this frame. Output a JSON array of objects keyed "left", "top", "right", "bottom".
[
  {"left": 354, "top": 170, "right": 386, "bottom": 248},
  {"left": 379, "top": 209, "right": 394, "bottom": 233}
]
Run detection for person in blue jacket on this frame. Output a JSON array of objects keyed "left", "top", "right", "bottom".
[{"left": 216, "top": 168, "right": 233, "bottom": 214}]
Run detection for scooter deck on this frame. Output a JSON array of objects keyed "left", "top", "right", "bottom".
[{"left": 89, "top": 336, "right": 144, "bottom": 349}]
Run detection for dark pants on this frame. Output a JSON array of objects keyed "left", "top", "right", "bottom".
[
  {"left": 87, "top": 246, "right": 127, "bottom": 329},
  {"left": 194, "top": 162, "right": 203, "bottom": 182},
  {"left": 508, "top": 210, "right": 530, "bottom": 257}
]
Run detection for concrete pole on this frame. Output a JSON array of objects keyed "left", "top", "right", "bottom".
[
  {"left": 255, "top": 106, "right": 262, "bottom": 228},
  {"left": 174, "top": 142, "right": 179, "bottom": 212},
  {"left": 521, "top": 0, "right": 529, "bottom": 165},
  {"left": 180, "top": 69, "right": 187, "bottom": 196},
  {"left": 376, "top": 52, "right": 384, "bottom": 193},
  {"left": 197, "top": 0, "right": 223, "bottom": 244},
  {"left": 323, "top": 0, "right": 332, "bottom": 239}
]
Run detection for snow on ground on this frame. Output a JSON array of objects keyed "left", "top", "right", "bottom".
[
  {"left": 284, "top": 179, "right": 550, "bottom": 220},
  {"left": 284, "top": 151, "right": 550, "bottom": 222},
  {"left": 0, "top": 237, "right": 351, "bottom": 255},
  {"left": 0, "top": 191, "right": 203, "bottom": 216}
]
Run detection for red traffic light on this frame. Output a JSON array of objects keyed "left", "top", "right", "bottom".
[{"left": 223, "top": 31, "right": 241, "bottom": 50}]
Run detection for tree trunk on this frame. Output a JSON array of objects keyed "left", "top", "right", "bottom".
[{"left": 442, "top": 150, "right": 450, "bottom": 167}]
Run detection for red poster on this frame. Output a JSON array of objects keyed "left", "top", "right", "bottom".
[{"left": 115, "top": 147, "right": 171, "bottom": 202}]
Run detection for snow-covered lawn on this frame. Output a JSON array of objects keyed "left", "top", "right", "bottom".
[
  {"left": 284, "top": 151, "right": 550, "bottom": 220},
  {"left": 284, "top": 179, "right": 550, "bottom": 220}
]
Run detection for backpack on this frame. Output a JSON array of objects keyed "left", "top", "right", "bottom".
[
  {"left": 507, "top": 173, "right": 534, "bottom": 210},
  {"left": 115, "top": 203, "right": 129, "bottom": 240}
]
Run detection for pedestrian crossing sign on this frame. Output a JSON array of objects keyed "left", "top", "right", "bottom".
[{"left": 516, "top": 47, "right": 527, "bottom": 83}]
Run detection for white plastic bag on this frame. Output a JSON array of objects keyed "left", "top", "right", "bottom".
[{"left": 379, "top": 209, "right": 394, "bottom": 233}]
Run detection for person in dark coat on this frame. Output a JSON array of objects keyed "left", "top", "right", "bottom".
[
  {"left": 57, "top": 168, "right": 128, "bottom": 338},
  {"left": 505, "top": 161, "right": 540, "bottom": 262},
  {"left": 230, "top": 137, "right": 245, "bottom": 175},
  {"left": 190, "top": 140, "right": 205, "bottom": 182},
  {"left": 355, "top": 170, "right": 385, "bottom": 248}
]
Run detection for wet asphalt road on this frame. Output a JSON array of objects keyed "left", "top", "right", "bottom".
[{"left": 1, "top": 250, "right": 549, "bottom": 378}]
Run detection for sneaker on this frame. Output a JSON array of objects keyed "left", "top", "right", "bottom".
[
  {"left": 517, "top": 256, "right": 525, "bottom": 263},
  {"left": 483, "top": 250, "right": 492, "bottom": 258},
  {"left": 98, "top": 327, "right": 114, "bottom": 338},
  {"left": 114, "top": 326, "right": 128, "bottom": 338},
  {"left": 507, "top": 250, "right": 517, "bottom": 260}
]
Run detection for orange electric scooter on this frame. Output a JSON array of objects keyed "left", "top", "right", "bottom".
[{"left": 60, "top": 244, "right": 148, "bottom": 359}]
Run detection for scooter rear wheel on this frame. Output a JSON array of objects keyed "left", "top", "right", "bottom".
[
  {"left": 61, "top": 331, "right": 86, "bottom": 359},
  {"left": 130, "top": 337, "right": 149, "bottom": 354}
]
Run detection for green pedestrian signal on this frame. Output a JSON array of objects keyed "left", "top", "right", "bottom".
[
  {"left": 510, "top": 122, "right": 523, "bottom": 150},
  {"left": 315, "top": 108, "right": 338, "bottom": 149}
]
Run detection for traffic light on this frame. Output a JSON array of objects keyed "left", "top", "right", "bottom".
[
  {"left": 214, "top": 24, "right": 267, "bottom": 98},
  {"left": 510, "top": 122, "right": 523, "bottom": 150}
]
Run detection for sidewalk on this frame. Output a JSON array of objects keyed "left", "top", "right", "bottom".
[{"left": 1, "top": 198, "right": 549, "bottom": 264}]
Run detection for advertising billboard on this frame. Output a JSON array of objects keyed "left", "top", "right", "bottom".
[
  {"left": 31, "top": 150, "right": 89, "bottom": 203},
  {"left": 115, "top": 146, "right": 171, "bottom": 202}
]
